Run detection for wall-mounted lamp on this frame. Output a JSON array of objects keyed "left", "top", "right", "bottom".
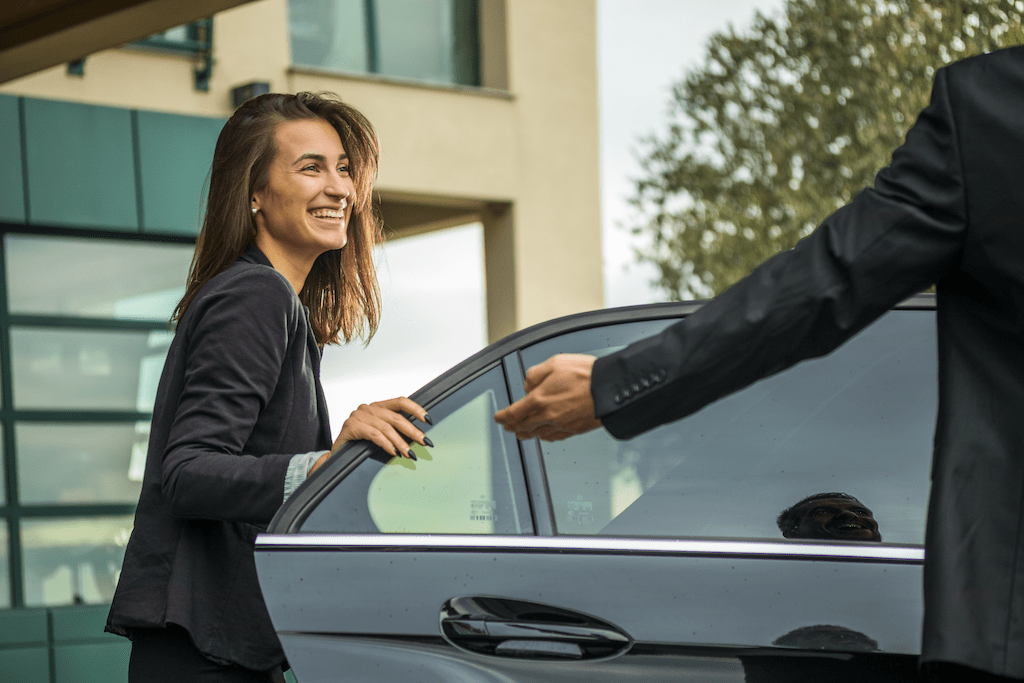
[{"left": 231, "top": 81, "right": 271, "bottom": 108}]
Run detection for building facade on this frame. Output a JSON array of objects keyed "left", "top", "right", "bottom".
[{"left": 0, "top": 0, "right": 600, "bottom": 677}]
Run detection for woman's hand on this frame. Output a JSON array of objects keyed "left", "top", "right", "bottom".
[{"left": 309, "top": 397, "right": 433, "bottom": 475}]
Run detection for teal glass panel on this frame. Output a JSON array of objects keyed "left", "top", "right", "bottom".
[
  {"left": 16, "top": 422, "right": 148, "bottom": 505},
  {"left": 136, "top": 111, "right": 224, "bottom": 236},
  {"left": 11, "top": 328, "right": 173, "bottom": 411},
  {"left": 0, "top": 95, "right": 25, "bottom": 223},
  {"left": 50, "top": 603, "right": 123, "bottom": 642},
  {"left": 54, "top": 642, "right": 131, "bottom": 683},
  {"left": 21, "top": 515, "right": 132, "bottom": 607},
  {"left": 377, "top": 0, "right": 454, "bottom": 83},
  {"left": 5, "top": 234, "right": 192, "bottom": 320},
  {"left": 23, "top": 98, "right": 138, "bottom": 231},
  {"left": 0, "top": 606, "right": 46, "bottom": 645},
  {"left": 377, "top": 0, "right": 478, "bottom": 85},
  {"left": 289, "top": 0, "right": 369, "bottom": 72},
  {"left": 0, "top": 648, "right": 47, "bottom": 682}
]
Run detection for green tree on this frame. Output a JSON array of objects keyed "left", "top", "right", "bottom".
[{"left": 632, "top": 0, "right": 1024, "bottom": 299}]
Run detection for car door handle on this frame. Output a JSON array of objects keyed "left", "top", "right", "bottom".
[{"left": 440, "top": 596, "right": 633, "bottom": 660}]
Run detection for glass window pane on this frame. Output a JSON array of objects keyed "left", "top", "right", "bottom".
[
  {"left": 21, "top": 516, "right": 132, "bottom": 607},
  {"left": 303, "top": 365, "right": 532, "bottom": 534},
  {"left": 5, "top": 234, "right": 192, "bottom": 320},
  {"left": 0, "top": 522, "right": 8, "bottom": 608},
  {"left": 376, "top": 0, "right": 455, "bottom": 83},
  {"left": 150, "top": 25, "right": 189, "bottom": 43},
  {"left": 16, "top": 422, "right": 148, "bottom": 504},
  {"left": 0, "top": 433, "right": 5, "bottom": 505},
  {"left": 533, "top": 311, "right": 936, "bottom": 545},
  {"left": 11, "top": 328, "right": 173, "bottom": 411},
  {"left": 289, "top": 0, "right": 369, "bottom": 72}
]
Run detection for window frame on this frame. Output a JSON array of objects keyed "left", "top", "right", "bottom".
[
  {"left": 0, "top": 225, "right": 195, "bottom": 608},
  {"left": 269, "top": 294, "right": 938, "bottom": 552}
]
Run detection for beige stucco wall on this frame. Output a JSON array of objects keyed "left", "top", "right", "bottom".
[{"left": 1, "top": 0, "right": 602, "bottom": 340}]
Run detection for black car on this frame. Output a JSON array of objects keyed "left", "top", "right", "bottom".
[{"left": 255, "top": 296, "right": 935, "bottom": 682}]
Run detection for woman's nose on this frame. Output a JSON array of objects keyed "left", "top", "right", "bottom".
[{"left": 325, "top": 171, "right": 353, "bottom": 199}]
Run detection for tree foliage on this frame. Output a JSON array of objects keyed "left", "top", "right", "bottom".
[{"left": 632, "top": 0, "right": 1024, "bottom": 299}]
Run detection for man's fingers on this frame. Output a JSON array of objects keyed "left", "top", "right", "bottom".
[
  {"left": 523, "top": 358, "right": 556, "bottom": 393},
  {"left": 495, "top": 393, "right": 542, "bottom": 429}
]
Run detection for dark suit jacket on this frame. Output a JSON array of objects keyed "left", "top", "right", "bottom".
[
  {"left": 592, "top": 46, "right": 1024, "bottom": 677},
  {"left": 106, "top": 245, "right": 332, "bottom": 671}
]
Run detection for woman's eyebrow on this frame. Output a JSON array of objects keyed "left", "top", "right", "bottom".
[{"left": 293, "top": 152, "right": 349, "bottom": 164}]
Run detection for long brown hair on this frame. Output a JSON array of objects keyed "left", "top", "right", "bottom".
[{"left": 173, "top": 92, "right": 382, "bottom": 345}]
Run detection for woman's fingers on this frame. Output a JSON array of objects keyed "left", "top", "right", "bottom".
[
  {"left": 377, "top": 396, "right": 432, "bottom": 426},
  {"left": 365, "top": 423, "right": 416, "bottom": 459},
  {"left": 365, "top": 401, "right": 429, "bottom": 446},
  {"left": 337, "top": 397, "right": 435, "bottom": 459}
]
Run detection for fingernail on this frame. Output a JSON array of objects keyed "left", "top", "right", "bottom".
[
  {"left": 423, "top": 413, "right": 433, "bottom": 425},
  {"left": 423, "top": 436, "right": 434, "bottom": 448},
  {"left": 407, "top": 449, "right": 417, "bottom": 461}
]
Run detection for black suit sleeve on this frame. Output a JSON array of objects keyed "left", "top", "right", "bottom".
[
  {"left": 593, "top": 66, "right": 968, "bottom": 440},
  {"left": 160, "top": 269, "right": 301, "bottom": 522}
]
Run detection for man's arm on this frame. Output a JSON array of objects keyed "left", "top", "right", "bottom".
[{"left": 498, "top": 63, "right": 966, "bottom": 442}]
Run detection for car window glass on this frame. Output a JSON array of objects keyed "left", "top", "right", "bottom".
[
  {"left": 301, "top": 365, "right": 533, "bottom": 534},
  {"left": 523, "top": 310, "right": 935, "bottom": 544}
]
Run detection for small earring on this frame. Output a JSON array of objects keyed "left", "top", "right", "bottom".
[{"left": 252, "top": 207, "right": 258, "bottom": 215}]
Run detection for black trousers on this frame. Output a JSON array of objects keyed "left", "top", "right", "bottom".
[{"left": 129, "top": 625, "right": 284, "bottom": 683}]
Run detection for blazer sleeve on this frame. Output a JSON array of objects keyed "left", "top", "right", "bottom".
[
  {"left": 593, "top": 65, "right": 968, "bottom": 440},
  {"left": 160, "top": 268, "right": 305, "bottom": 522}
]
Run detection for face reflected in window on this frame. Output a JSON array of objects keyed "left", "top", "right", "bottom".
[{"left": 778, "top": 493, "right": 882, "bottom": 542}]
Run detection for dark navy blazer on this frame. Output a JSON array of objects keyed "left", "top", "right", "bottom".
[
  {"left": 106, "top": 245, "right": 331, "bottom": 670},
  {"left": 593, "top": 47, "right": 1024, "bottom": 677}
]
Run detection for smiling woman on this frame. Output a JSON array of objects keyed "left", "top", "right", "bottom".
[
  {"left": 104, "top": 92, "right": 434, "bottom": 683},
  {"left": 252, "top": 118, "right": 355, "bottom": 292}
]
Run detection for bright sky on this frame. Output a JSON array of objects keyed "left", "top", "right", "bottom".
[{"left": 322, "top": 0, "right": 786, "bottom": 422}]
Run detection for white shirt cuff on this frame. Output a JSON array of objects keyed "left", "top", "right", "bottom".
[{"left": 284, "top": 450, "right": 329, "bottom": 503}]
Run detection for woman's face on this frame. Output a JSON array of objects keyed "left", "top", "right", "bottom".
[{"left": 252, "top": 118, "right": 355, "bottom": 267}]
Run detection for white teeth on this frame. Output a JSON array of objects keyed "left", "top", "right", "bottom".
[{"left": 310, "top": 209, "right": 343, "bottom": 218}]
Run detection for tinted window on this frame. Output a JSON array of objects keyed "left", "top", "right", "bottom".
[
  {"left": 524, "top": 310, "right": 935, "bottom": 544},
  {"left": 302, "top": 365, "right": 533, "bottom": 534},
  {"left": 288, "top": 0, "right": 480, "bottom": 87}
]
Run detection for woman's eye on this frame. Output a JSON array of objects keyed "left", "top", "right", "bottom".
[
  {"left": 338, "top": 165, "right": 350, "bottom": 174},
  {"left": 302, "top": 164, "right": 319, "bottom": 172}
]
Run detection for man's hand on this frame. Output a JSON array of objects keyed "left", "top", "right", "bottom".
[{"left": 494, "top": 353, "right": 602, "bottom": 441}]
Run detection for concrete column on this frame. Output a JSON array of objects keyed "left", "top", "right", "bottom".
[{"left": 482, "top": 203, "right": 516, "bottom": 343}]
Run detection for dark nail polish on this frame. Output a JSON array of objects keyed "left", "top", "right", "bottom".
[
  {"left": 423, "top": 436, "right": 434, "bottom": 448},
  {"left": 407, "top": 449, "right": 417, "bottom": 460},
  {"left": 423, "top": 413, "right": 434, "bottom": 425}
]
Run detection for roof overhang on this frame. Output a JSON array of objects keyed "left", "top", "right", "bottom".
[{"left": 0, "top": 0, "right": 257, "bottom": 84}]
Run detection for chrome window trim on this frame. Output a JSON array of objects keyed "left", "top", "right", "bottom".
[{"left": 256, "top": 534, "right": 924, "bottom": 564}]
